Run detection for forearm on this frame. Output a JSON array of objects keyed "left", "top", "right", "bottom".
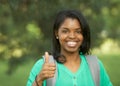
[{"left": 32, "top": 81, "right": 43, "bottom": 86}]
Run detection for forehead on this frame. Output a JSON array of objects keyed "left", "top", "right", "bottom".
[{"left": 59, "top": 18, "right": 81, "bottom": 29}]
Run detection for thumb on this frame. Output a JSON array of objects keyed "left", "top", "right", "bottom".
[{"left": 44, "top": 52, "right": 49, "bottom": 63}]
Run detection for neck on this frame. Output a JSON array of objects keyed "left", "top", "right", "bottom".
[
  {"left": 61, "top": 51, "right": 80, "bottom": 63},
  {"left": 61, "top": 51, "right": 81, "bottom": 73}
]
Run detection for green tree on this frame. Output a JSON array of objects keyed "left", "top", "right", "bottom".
[{"left": 0, "top": 0, "right": 119, "bottom": 74}]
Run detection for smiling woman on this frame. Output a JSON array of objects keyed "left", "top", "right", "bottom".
[
  {"left": 52, "top": 10, "right": 91, "bottom": 63},
  {"left": 26, "top": 9, "right": 113, "bottom": 86}
]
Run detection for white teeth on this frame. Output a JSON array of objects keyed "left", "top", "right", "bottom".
[{"left": 67, "top": 42, "right": 77, "bottom": 47}]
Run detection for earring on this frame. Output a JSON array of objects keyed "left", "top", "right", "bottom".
[{"left": 56, "top": 36, "right": 58, "bottom": 39}]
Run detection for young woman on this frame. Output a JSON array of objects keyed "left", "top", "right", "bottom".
[{"left": 27, "top": 10, "right": 112, "bottom": 86}]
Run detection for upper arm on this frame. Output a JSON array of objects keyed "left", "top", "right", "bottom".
[{"left": 98, "top": 60, "right": 113, "bottom": 86}]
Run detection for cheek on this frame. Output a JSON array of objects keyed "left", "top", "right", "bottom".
[
  {"left": 78, "top": 34, "right": 84, "bottom": 41},
  {"left": 81, "top": 35, "right": 84, "bottom": 41},
  {"left": 58, "top": 35, "right": 66, "bottom": 43},
  {"left": 58, "top": 31, "right": 67, "bottom": 40}
]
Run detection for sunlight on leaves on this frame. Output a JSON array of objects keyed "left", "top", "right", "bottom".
[
  {"left": 12, "top": 48, "right": 23, "bottom": 58},
  {"left": 26, "top": 22, "right": 43, "bottom": 39},
  {"left": 0, "top": 44, "right": 7, "bottom": 53},
  {"left": 111, "top": 7, "right": 119, "bottom": 16},
  {"left": 101, "top": 7, "right": 109, "bottom": 15},
  {"left": 92, "top": 39, "right": 120, "bottom": 55}
]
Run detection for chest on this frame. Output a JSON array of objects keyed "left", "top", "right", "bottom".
[{"left": 55, "top": 63, "right": 95, "bottom": 86}]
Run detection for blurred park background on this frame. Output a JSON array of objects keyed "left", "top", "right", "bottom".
[{"left": 0, "top": 0, "right": 120, "bottom": 86}]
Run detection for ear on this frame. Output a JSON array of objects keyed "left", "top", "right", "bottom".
[{"left": 55, "top": 30, "right": 58, "bottom": 38}]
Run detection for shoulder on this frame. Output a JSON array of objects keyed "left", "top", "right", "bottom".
[
  {"left": 97, "top": 59, "right": 107, "bottom": 72},
  {"left": 97, "top": 59, "right": 113, "bottom": 86},
  {"left": 97, "top": 59, "right": 108, "bottom": 75},
  {"left": 31, "top": 57, "right": 44, "bottom": 74}
]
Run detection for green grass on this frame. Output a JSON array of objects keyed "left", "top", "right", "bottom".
[
  {"left": 0, "top": 54, "right": 120, "bottom": 86},
  {"left": 0, "top": 59, "right": 35, "bottom": 86},
  {"left": 98, "top": 54, "right": 120, "bottom": 86}
]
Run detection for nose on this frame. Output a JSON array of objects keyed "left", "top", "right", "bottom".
[{"left": 68, "top": 32, "right": 75, "bottom": 38}]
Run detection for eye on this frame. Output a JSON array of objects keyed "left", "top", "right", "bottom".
[
  {"left": 76, "top": 30, "right": 82, "bottom": 34},
  {"left": 61, "top": 29, "right": 68, "bottom": 33}
]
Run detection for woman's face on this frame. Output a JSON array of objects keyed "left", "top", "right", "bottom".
[{"left": 56, "top": 18, "right": 83, "bottom": 54}]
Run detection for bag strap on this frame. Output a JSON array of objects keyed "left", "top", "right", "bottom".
[
  {"left": 43, "top": 55, "right": 57, "bottom": 86},
  {"left": 85, "top": 55, "right": 100, "bottom": 86}
]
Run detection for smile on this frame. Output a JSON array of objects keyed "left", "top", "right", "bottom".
[{"left": 67, "top": 41, "right": 77, "bottom": 47}]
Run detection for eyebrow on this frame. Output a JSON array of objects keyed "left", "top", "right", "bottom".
[{"left": 61, "top": 27, "right": 81, "bottom": 30}]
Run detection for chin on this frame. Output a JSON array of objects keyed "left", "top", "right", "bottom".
[{"left": 66, "top": 48, "right": 79, "bottom": 53}]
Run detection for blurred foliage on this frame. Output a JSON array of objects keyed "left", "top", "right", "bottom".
[{"left": 0, "top": 0, "right": 120, "bottom": 74}]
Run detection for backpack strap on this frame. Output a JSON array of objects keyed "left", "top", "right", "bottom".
[
  {"left": 43, "top": 55, "right": 57, "bottom": 86},
  {"left": 43, "top": 55, "right": 100, "bottom": 86},
  {"left": 85, "top": 55, "right": 100, "bottom": 86}
]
